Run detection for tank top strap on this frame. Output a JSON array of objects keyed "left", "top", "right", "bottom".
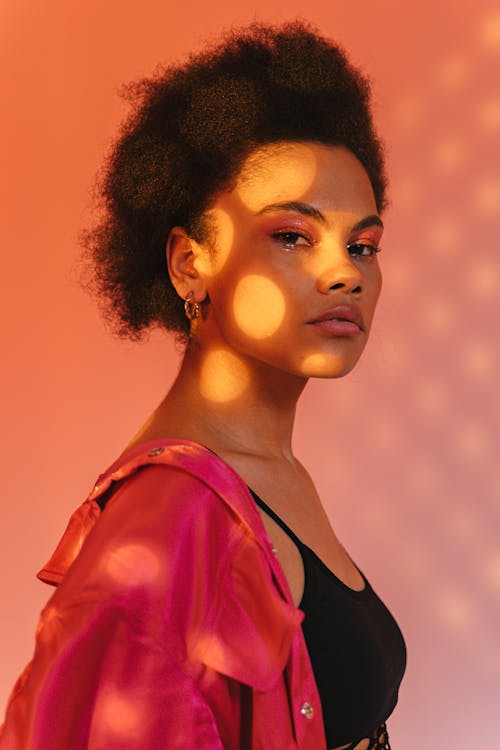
[{"left": 248, "top": 487, "right": 307, "bottom": 550}]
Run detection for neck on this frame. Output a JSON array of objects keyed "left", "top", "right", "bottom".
[{"left": 130, "top": 339, "right": 309, "bottom": 460}]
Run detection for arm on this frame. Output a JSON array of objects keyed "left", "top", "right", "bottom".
[{"left": 1, "top": 466, "right": 234, "bottom": 750}]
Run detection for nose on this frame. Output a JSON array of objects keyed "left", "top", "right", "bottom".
[{"left": 316, "top": 246, "right": 363, "bottom": 296}]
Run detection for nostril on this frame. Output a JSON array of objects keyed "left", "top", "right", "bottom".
[{"left": 329, "top": 282, "right": 362, "bottom": 294}]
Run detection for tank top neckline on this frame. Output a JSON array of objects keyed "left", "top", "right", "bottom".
[{"left": 248, "top": 487, "right": 371, "bottom": 600}]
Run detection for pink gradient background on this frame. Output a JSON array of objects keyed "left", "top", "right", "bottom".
[{"left": 1, "top": 1, "right": 499, "bottom": 747}]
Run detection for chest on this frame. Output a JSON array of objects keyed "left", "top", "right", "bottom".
[{"left": 219, "top": 453, "right": 365, "bottom": 605}]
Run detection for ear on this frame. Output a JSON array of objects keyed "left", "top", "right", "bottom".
[{"left": 166, "top": 227, "right": 208, "bottom": 303}]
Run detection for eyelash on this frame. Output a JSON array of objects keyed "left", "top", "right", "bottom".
[
  {"left": 347, "top": 242, "right": 382, "bottom": 257},
  {"left": 271, "top": 231, "right": 313, "bottom": 250},
  {"left": 272, "top": 231, "right": 381, "bottom": 257}
]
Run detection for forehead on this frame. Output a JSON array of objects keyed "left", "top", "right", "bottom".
[{"left": 233, "top": 141, "right": 376, "bottom": 215}]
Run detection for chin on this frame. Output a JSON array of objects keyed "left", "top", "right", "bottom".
[{"left": 298, "top": 351, "right": 364, "bottom": 379}]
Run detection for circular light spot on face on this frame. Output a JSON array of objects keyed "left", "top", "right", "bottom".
[
  {"left": 96, "top": 692, "right": 143, "bottom": 737},
  {"left": 236, "top": 143, "right": 318, "bottom": 211},
  {"left": 194, "top": 209, "right": 234, "bottom": 277},
  {"left": 200, "top": 349, "right": 249, "bottom": 403},
  {"left": 104, "top": 544, "right": 161, "bottom": 586},
  {"left": 233, "top": 275, "right": 285, "bottom": 339},
  {"left": 299, "top": 352, "right": 346, "bottom": 377},
  {"left": 478, "top": 10, "right": 500, "bottom": 48}
]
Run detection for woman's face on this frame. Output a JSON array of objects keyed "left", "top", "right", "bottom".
[{"left": 195, "top": 141, "right": 383, "bottom": 382}]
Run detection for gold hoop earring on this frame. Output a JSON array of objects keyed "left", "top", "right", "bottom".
[{"left": 184, "top": 292, "right": 200, "bottom": 320}]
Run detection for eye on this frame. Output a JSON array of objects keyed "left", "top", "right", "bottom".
[
  {"left": 347, "top": 242, "right": 381, "bottom": 257},
  {"left": 272, "top": 231, "right": 313, "bottom": 250}
]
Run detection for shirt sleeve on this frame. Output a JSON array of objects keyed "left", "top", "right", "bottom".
[{"left": 0, "top": 465, "right": 238, "bottom": 750}]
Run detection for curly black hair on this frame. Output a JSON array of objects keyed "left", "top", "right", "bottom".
[{"left": 82, "top": 20, "right": 387, "bottom": 339}]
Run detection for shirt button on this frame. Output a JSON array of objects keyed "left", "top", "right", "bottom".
[
  {"left": 148, "top": 447, "right": 164, "bottom": 457},
  {"left": 300, "top": 702, "right": 314, "bottom": 720}
]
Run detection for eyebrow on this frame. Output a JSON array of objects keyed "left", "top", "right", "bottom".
[{"left": 256, "top": 201, "right": 384, "bottom": 232}]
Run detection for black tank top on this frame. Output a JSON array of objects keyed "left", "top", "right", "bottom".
[{"left": 249, "top": 489, "right": 406, "bottom": 750}]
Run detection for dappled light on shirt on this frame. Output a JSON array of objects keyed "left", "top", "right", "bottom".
[
  {"left": 233, "top": 274, "right": 285, "bottom": 339},
  {"left": 94, "top": 691, "right": 145, "bottom": 738},
  {"left": 199, "top": 348, "right": 249, "bottom": 403},
  {"left": 104, "top": 544, "right": 161, "bottom": 586}
]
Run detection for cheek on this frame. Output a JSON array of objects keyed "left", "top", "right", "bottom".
[{"left": 367, "top": 261, "right": 382, "bottom": 298}]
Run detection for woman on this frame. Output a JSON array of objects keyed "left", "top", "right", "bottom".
[{"left": 0, "top": 21, "right": 406, "bottom": 750}]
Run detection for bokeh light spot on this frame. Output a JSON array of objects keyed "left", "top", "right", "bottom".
[
  {"left": 368, "top": 417, "right": 398, "bottom": 453},
  {"left": 105, "top": 544, "right": 161, "bottom": 586},
  {"left": 415, "top": 379, "right": 449, "bottom": 415},
  {"left": 233, "top": 275, "right": 285, "bottom": 339},
  {"left": 478, "top": 10, "right": 500, "bottom": 48},
  {"left": 435, "top": 588, "right": 478, "bottom": 634},
  {"left": 408, "top": 462, "right": 440, "bottom": 497},
  {"left": 392, "top": 95, "right": 425, "bottom": 128},
  {"left": 448, "top": 505, "right": 484, "bottom": 545},
  {"left": 460, "top": 343, "right": 496, "bottom": 380},
  {"left": 480, "top": 551, "right": 500, "bottom": 593},
  {"left": 454, "top": 423, "right": 489, "bottom": 462},
  {"left": 469, "top": 261, "right": 498, "bottom": 297},
  {"left": 391, "top": 178, "right": 420, "bottom": 212},
  {"left": 472, "top": 179, "right": 500, "bottom": 214},
  {"left": 477, "top": 96, "right": 500, "bottom": 131},
  {"left": 432, "top": 136, "right": 467, "bottom": 172},
  {"left": 421, "top": 301, "right": 454, "bottom": 336},
  {"left": 435, "top": 56, "right": 469, "bottom": 90},
  {"left": 200, "top": 348, "right": 249, "bottom": 403},
  {"left": 427, "top": 218, "right": 460, "bottom": 255}
]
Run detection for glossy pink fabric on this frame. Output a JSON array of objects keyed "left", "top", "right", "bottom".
[{"left": 0, "top": 440, "right": 327, "bottom": 749}]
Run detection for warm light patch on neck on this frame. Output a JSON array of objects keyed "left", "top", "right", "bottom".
[
  {"left": 200, "top": 348, "right": 249, "bottom": 403},
  {"left": 233, "top": 275, "right": 285, "bottom": 339}
]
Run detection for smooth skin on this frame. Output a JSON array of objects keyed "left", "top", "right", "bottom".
[{"left": 128, "top": 142, "right": 384, "bottom": 750}]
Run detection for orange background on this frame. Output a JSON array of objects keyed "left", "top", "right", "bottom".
[{"left": 1, "top": 1, "right": 499, "bottom": 747}]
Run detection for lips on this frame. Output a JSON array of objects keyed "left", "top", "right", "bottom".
[{"left": 307, "top": 304, "right": 365, "bottom": 332}]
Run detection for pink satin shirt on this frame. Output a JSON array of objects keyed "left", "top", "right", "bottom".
[{"left": 0, "top": 440, "right": 327, "bottom": 749}]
